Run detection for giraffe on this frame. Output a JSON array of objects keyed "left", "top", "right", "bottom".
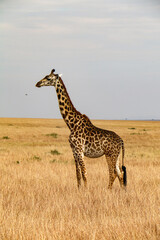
[{"left": 36, "top": 69, "right": 127, "bottom": 189}]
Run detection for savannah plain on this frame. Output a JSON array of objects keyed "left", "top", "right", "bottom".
[{"left": 0, "top": 118, "right": 159, "bottom": 240}]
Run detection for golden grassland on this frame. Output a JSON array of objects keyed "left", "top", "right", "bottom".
[{"left": 0, "top": 118, "right": 159, "bottom": 240}]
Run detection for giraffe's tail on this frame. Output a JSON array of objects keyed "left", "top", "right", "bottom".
[{"left": 122, "top": 141, "right": 127, "bottom": 187}]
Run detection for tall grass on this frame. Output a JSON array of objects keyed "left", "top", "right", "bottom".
[{"left": 0, "top": 118, "right": 159, "bottom": 239}]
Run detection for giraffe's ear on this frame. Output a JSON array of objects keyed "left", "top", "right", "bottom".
[
  {"left": 51, "top": 69, "right": 55, "bottom": 74},
  {"left": 59, "top": 73, "right": 63, "bottom": 78}
]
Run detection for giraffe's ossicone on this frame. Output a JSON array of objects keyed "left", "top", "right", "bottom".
[{"left": 36, "top": 69, "right": 127, "bottom": 189}]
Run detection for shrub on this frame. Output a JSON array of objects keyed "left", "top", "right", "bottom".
[
  {"left": 50, "top": 150, "right": 60, "bottom": 155},
  {"left": 2, "top": 136, "right": 9, "bottom": 139},
  {"left": 46, "top": 133, "right": 58, "bottom": 138}
]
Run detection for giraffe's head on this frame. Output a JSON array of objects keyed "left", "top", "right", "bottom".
[{"left": 36, "top": 69, "right": 61, "bottom": 88}]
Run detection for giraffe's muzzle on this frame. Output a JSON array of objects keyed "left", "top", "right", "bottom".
[{"left": 35, "top": 81, "right": 41, "bottom": 88}]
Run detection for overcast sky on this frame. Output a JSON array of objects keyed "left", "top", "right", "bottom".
[{"left": 1, "top": 0, "right": 160, "bottom": 120}]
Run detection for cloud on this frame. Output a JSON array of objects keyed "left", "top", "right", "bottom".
[
  {"left": 1, "top": 0, "right": 160, "bottom": 33},
  {"left": 1, "top": 0, "right": 160, "bottom": 56},
  {"left": 1, "top": 0, "right": 160, "bottom": 119},
  {"left": 0, "top": 22, "right": 14, "bottom": 31}
]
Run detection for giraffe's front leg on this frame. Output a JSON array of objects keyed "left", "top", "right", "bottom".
[
  {"left": 78, "top": 152, "right": 87, "bottom": 188},
  {"left": 69, "top": 135, "right": 87, "bottom": 188},
  {"left": 74, "top": 157, "right": 81, "bottom": 188},
  {"left": 72, "top": 147, "right": 87, "bottom": 188}
]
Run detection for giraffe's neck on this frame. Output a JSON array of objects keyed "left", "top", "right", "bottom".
[{"left": 55, "top": 77, "right": 82, "bottom": 131}]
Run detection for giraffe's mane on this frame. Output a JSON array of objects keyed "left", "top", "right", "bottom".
[
  {"left": 59, "top": 77, "right": 82, "bottom": 116},
  {"left": 82, "top": 114, "right": 92, "bottom": 124}
]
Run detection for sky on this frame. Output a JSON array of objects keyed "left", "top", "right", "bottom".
[{"left": 1, "top": 0, "right": 160, "bottom": 120}]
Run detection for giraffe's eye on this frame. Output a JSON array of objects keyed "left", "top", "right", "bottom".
[{"left": 45, "top": 75, "right": 50, "bottom": 80}]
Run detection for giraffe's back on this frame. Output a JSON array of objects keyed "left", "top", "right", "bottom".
[
  {"left": 70, "top": 114, "right": 123, "bottom": 159},
  {"left": 83, "top": 124, "right": 122, "bottom": 159}
]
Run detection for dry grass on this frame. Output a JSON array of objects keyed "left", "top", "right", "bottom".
[{"left": 0, "top": 118, "right": 159, "bottom": 240}]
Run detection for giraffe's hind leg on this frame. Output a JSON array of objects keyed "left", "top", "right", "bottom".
[
  {"left": 116, "top": 154, "right": 125, "bottom": 188},
  {"left": 105, "top": 155, "right": 117, "bottom": 189}
]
